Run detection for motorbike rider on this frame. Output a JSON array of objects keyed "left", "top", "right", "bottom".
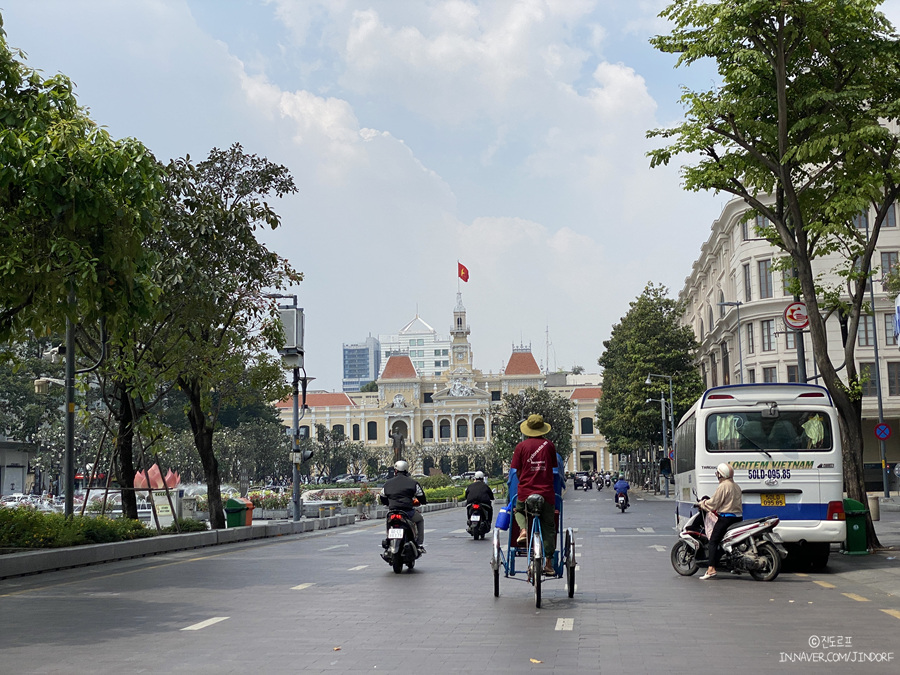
[
  {"left": 613, "top": 473, "right": 630, "bottom": 507},
  {"left": 464, "top": 470, "right": 495, "bottom": 523},
  {"left": 379, "top": 460, "right": 428, "bottom": 553},
  {"left": 698, "top": 462, "right": 743, "bottom": 580}
]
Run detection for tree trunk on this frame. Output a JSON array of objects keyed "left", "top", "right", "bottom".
[
  {"left": 114, "top": 384, "right": 139, "bottom": 520},
  {"left": 182, "top": 377, "right": 225, "bottom": 529}
]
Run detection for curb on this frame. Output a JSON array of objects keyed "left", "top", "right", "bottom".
[{"left": 0, "top": 513, "right": 357, "bottom": 580}]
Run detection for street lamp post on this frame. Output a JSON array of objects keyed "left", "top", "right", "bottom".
[
  {"left": 645, "top": 373, "right": 675, "bottom": 451},
  {"left": 646, "top": 397, "right": 669, "bottom": 497},
  {"left": 717, "top": 301, "right": 744, "bottom": 384}
]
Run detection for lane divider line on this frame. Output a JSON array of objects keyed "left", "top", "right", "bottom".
[
  {"left": 292, "top": 583, "right": 315, "bottom": 591},
  {"left": 347, "top": 565, "right": 369, "bottom": 571},
  {"left": 881, "top": 609, "right": 900, "bottom": 620},
  {"left": 181, "top": 617, "right": 229, "bottom": 631},
  {"left": 555, "top": 618, "right": 574, "bottom": 631},
  {"left": 318, "top": 544, "right": 349, "bottom": 552},
  {"left": 841, "top": 593, "right": 869, "bottom": 602},
  {"left": 814, "top": 581, "right": 836, "bottom": 589}
]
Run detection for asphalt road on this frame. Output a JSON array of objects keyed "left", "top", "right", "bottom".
[{"left": 2, "top": 490, "right": 899, "bottom": 674}]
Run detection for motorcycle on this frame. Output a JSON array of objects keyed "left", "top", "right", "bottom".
[
  {"left": 380, "top": 510, "right": 421, "bottom": 573},
  {"left": 615, "top": 491, "right": 628, "bottom": 512},
  {"left": 671, "top": 506, "right": 787, "bottom": 581},
  {"left": 466, "top": 502, "right": 492, "bottom": 540},
  {"left": 605, "top": 477, "right": 612, "bottom": 488}
]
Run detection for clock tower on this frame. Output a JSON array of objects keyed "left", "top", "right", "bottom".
[{"left": 450, "top": 292, "right": 473, "bottom": 370}]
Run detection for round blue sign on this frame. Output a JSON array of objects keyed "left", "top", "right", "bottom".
[{"left": 875, "top": 423, "right": 891, "bottom": 440}]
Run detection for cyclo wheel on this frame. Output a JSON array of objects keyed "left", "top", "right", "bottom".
[
  {"left": 565, "top": 528, "right": 576, "bottom": 598},
  {"left": 491, "top": 529, "right": 502, "bottom": 597},
  {"left": 532, "top": 531, "right": 543, "bottom": 609}
]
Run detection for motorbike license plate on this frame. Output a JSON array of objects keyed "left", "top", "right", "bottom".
[
  {"left": 761, "top": 493, "right": 785, "bottom": 507},
  {"left": 388, "top": 528, "right": 404, "bottom": 539},
  {"left": 470, "top": 515, "right": 481, "bottom": 521}
]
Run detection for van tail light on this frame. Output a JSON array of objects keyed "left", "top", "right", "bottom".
[
  {"left": 706, "top": 394, "right": 735, "bottom": 400},
  {"left": 826, "top": 500, "right": 846, "bottom": 521}
]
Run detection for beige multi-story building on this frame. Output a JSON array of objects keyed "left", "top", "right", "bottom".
[
  {"left": 679, "top": 197, "right": 900, "bottom": 488},
  {"left": 277, "top": 293, "right": 615, "bottom": 475}
]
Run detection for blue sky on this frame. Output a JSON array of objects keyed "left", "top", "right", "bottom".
[{"left": 6, "top": 1, "right": 900, "bottom": 390}]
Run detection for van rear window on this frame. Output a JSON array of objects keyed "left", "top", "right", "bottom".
[{"left": 705, "top": 411, "right": 832, "bottom": 452}]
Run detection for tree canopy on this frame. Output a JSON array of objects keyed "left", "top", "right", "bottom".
[
  {"left": 648, "top": 0, "right": 900, "bottom": 546},
  {"left": 490, "top": 387, "right": 574, "bottom": 464},
  {"left": 596, "top": 283, "right": 704, "bottom": 455}
]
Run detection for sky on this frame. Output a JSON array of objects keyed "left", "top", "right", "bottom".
[{"left": 6, "top": 1, "right": 900, "bottom": 391}]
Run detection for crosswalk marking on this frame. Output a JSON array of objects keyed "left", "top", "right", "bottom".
[
  {"left": 599, "top": 528, "right": 616, "bottom": 532},
  {"left": 451, "top": 529, "right": 468, "bottom": 534},
  {"left": 348, "top": 565, "right": 368, "bottom": 571},
  {"left": 181, "top": 617, "right": 229, "bottom": 631},
  {"left": 637, "top": 527, "right": 655, "bottom": 533},
  {"left": 292, "top": 583, "right": 315, "bottom": 591},
  {"left": 555, "top": 618, "right": 574, "bottom": 631}
]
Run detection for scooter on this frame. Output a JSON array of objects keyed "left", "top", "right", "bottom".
[
  {"left": 615, "top": 491, "right": 628, "bottom": 512},
  {"left": 380, "top": 510, "right": 421, "bottom": 573},
  {"left": 671, "top": 506, "right": 787, "bottom": 581},
  {"left": 466, "top": 502, "right": 492, "bottom": 540}
]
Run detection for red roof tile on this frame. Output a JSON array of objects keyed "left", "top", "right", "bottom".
[
  {"left": 381, "top": 355, "right": 418, "bottom": 379},
  {"left": 505, "top": 351, "right": 541, "bottom": 375},
  {"left": 570, "top": 387, "right": 602, "bottom": 401}
]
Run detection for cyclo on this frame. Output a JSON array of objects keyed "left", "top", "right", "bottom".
[{"left": 490, "top": 464, "right": 576, "bottom": 608}]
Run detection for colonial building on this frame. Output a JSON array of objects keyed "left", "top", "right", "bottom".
[
  {"left": 278, "top": 293, "right": 615, "bottom": 475},
  {"left": 679, "top": 196, "right": 900, "bottom": 488}
]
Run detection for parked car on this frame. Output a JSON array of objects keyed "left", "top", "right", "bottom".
[{"left": 335, "top": 474, "right": 367, "bottom": 483}]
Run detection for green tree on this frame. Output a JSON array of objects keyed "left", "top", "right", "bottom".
[
  {"left": 490, "top": 387, "right": 574, "bottom": 465},
  {"left": 0, "top": 17, "right": 161, "bottom": 342},
  {"left": 359, "top": 381, "right": 378, "bottom": 393},
  {"left": 596, "top": 283, "right": 703, "bottom": 455},
  {"left": 648, "top": 0, "right": 900, "bottom": 547}
]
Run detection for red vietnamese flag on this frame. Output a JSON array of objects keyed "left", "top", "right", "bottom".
[{"left": 458, "top": 262, "right": 469, "bottom": 282}]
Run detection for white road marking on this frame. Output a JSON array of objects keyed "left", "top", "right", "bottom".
[
  {"left": 348, "top": 565, "right": 369, "bottom": 571},
  {"left": 319, "top": 544, "right": 349, "bottom": 551},
  {"left": 555, "top": 618, "right": 574, "bottom": 631},
  {"left": 589, "top": 499, "right": 597, "bottom": 502},
  {"left": 648, "top": 545, "right": 667, "bottom": 552},
  {"left": 292, "top": 583, "right": 315, "bottom": 590},
  {"left": 181, "top": 617, "right": 229, "bottom": 631},
  {"left": 600, "top": 527, "right": 616, "bottom": 533},
  {"left": 637, "top": 527, "right": 655, "bottom": 533},
  {"left": 451, "top": 529, "right": 468, "bottom": 534},
  {"left": 424, "top": 529, "right": 435, "bottom": 533},
  {"left": 575, "top": 544, "right": 583, "bottom": 548}
]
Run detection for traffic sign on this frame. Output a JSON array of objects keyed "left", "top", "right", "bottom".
[
  {"left": 783, "top": 301, "right": 809, "bottom": 330},
  {"left": 875, "top": 423, "right": 891, "bottom": 440}
]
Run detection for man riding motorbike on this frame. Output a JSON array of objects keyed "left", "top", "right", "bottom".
[
  {"left": 464, "top": 470, "right": 495, "bottom": 523},
  {"left": 379, "top": 460, "right": 427, "bottom": 553},
  {"left": 613, "top": 473, "right": 630, "bottom": 508}
]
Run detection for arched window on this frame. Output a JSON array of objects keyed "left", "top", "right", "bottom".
[
  {"left": 439, "top": 420, "right": 451, "bottom": 439},
  {"left": 580, "top": 417, "right": 593, "bottom": 435},
  {"left": 474, "top": 418, "right": 486, "bottom": 438},
  {"left": 366, "top": 421, "right": 377, "bottom": 441},
  {"left": 718, "top": 291, "right": 725, "bottom": 318},
  {"left": 352, "top": 424, "right": 360, "bottom": 441},
  {"left": 332, "top": 424, "right": 344, "bottom": 438},
  {"left": 699, "top": 319, "right": 705, "bottom": 339},
  {"left": 708, "top": 306, "right": 714, "bottom": 331},
  {"left": 457, "top": 419, "right": 468, "bottom": 439},
  {"left": 422, "top": 420, "right": 434, "bottom": 441}
]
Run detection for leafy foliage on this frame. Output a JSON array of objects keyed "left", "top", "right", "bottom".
[
  {"left": 490, "top": 387, "right": 574, "bottom": 463},
  {"left": 595, "top": 283, "right": 703, "bottom": 455}
]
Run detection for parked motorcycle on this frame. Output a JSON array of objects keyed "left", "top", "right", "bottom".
[
  {"left": 466, "top": 502, "right": 492, "bottom": 540},
  {"left": 671, "top": 506, "right": 787, "bottom": 581},
  {"left": 615, "top": 491, "right": 628, "bottom": 512},
  {"left": 380, "top": 510, "right": 421, "bottom": 573}
]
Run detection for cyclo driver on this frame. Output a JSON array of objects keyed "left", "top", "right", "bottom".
[{"left": 379, "top": 460, "right": 427, "bottom": 553}]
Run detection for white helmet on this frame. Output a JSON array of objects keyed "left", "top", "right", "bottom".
[
  {"left": 474, "top": 471, "right": 485, "bottom": 480},
  {"left": 716, "top": 463, "right": 734, "bottom": 479},
  {"left": 394, "top": 460, "right": 409, "bottom": 474}
]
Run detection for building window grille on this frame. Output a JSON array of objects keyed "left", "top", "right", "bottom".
[
  {"left": 763, "top": 366, "right": 777, "bottom": 383},
  {"left": 758, "top": 259, "right": 773, "bottom": 299},
  {"left": 761, "top": 320, "right": 775, "bottom": 351},
  {"left": 858, "top": 315, "right": 876, "bottom": 347}
]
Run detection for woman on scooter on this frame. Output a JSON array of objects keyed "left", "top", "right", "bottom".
[{"left": 698, "top": 463, "right": 742, "bottom": 580}]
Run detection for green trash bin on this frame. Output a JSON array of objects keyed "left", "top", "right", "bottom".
[
  {"left": 225, "top": 497, "right": 248, "bottom": 528},
  {"left": 842, "top": 498, "right": 868, "bottom": 555}
]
